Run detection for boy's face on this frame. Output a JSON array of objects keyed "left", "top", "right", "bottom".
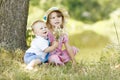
[{"left": 34, "top": 22, "right": 48, "bottom": 38}]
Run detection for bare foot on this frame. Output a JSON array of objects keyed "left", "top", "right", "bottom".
[
  {"left": 111, "top": 64, "right": 120, "bottom": 70},
  {"left": 115, "top": 64, "right": 120, "bottom": 69},
  {"left": 25, "top": 66, "right": 34, "bottom": 70}
]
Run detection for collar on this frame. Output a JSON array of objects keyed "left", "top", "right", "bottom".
[{"left": 35, "top": 35, "right": 48, "bottom": 40}]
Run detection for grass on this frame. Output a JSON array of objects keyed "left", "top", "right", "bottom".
[
  {"left": 1, "top": 9, "right": 120, "bottom": 79},
  {"left": 0, "top": 44, "right": 120, "bottom": 80},
  {"left": 1, "top": 29, "right": 120, "bottom": 80}
]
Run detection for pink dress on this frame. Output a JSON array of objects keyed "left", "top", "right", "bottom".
[{"left": 48, "top": 31, "right": 78, "bottom": 65}]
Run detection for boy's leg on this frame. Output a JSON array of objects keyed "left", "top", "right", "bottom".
[{"left": 26, "top": 59, "right": 41, "bottom": 70}]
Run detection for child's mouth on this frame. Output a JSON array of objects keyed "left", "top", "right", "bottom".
[
  {"left": 44, "top": 31, "right": 47, "bottom": 34},
  {"left": 55, "top": 22, "right": 59, "bottom": 24}
]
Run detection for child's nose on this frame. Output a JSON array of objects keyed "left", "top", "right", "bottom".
[
  {"left": 55, "top": 17, "right": 59, "bottom": 20},
  {"left": 43, "top": 28, "right": 45, "bottom": 30},
  {"left": 43, "top": 28, "right": 47, "bottom": 31}
]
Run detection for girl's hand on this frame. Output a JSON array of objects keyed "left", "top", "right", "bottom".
[
  {"left": 72, "top": 59, "right": 77, "bottom": 67},
  {"left": 52, "top": 41, "right": 58, "bottom": 48},
  {"left": 72, "top": 59, "right": 76, "bottom": 65}
]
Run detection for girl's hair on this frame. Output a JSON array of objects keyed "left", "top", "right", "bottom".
[{"left": 46, "top": 10, "right": 65, "bottom": 30}]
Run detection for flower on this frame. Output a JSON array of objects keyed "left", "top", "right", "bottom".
[{"left": 53, "top": 27, "right": 65, "bottom": 40}]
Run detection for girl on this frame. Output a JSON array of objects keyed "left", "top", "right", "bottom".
[{"left": 44, "top": 7, "right": 79, "bottom": 66}]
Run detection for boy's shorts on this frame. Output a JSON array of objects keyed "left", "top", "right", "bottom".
[{"left": 24, "top": 52, "right": 50, "bottom": 64}]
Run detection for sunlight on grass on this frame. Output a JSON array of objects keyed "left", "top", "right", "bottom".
[
  {"left": 8, "top": 4, "right": 120, "bottom": 80},
  {"left": 75, "top": 48, "right": 104, "bottom": 63},
  {"left": 66, "top": 19, "right": 85, "bottom": 34},
  {"left": 90, "top": 18, "right": 120, "bottom": 44},
  {"left": 1, "top": 45, "right": 120, "bottom": 80},
  {"left": 1, "top": 1, "right": 120, "bottom": 79}
]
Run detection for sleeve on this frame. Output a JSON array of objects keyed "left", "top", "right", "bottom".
[
  {"left": 39, "top": 41, "right": 49, "bottom": 51},
  {"left": 62, "top": 34, "right": 69, "bottom": 43},
  {"left": 47, "top": 31, "right": 55, "bottom": 43},
  {"left": 33, "top": 38, "right": 49, "bottom": 51}
]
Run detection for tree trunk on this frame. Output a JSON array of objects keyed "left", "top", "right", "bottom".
[{"left": 0, "top": 0, "right": 29, "bottom": 51}]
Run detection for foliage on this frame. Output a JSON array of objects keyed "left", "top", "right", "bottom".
[
  {"left": 26, "top": 29, "right": 35, "bottom": 47},
  {"left": 29, "top": 0, "right": 120, "bottom": 23}
]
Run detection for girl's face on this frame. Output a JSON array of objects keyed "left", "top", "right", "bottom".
[{"left": 49, "top": 12, "right": 62, "bottom": 28}]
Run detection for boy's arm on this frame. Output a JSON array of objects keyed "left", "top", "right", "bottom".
[{"left": 43, "top": 41, "right": 58, "bottom": 53}]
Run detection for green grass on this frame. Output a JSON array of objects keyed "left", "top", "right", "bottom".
[
  {"left": 0, "top": 44, "right": 120, "bottom": 80},
  {"left": 1, "top": 8, "right": 120, "bottom": 79},
  {"left": 1, "top": 27, "right": 120, "bottom": 80}
]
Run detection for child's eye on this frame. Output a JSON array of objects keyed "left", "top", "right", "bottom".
[
  {"left": 57, "top": 16, "right": 61, "bottom": 18},
  {"left": 40, "top": 28, "right": 43, "bottom": 30},
  {"left": 50, "top": 17, "right": 55, "bottom": 19}
]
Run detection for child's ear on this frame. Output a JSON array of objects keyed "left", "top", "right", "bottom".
[
  {"left": 32, "top": 29, "right": 36, "bottom": 33},
  {"left": 32, "top": 28, "right": 34, "bottom": 32}
]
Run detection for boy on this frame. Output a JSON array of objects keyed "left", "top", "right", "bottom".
[{"left": 24, "top": 20, "right": 58, "bottom": 70}]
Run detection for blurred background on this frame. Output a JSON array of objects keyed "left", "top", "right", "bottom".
[{"left": 27, "top": 0, "right": 120, "bottom": 63}]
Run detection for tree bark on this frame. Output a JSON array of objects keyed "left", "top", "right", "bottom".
[{"left": 0, "top": 0, "right": 29, "bottom": 51}]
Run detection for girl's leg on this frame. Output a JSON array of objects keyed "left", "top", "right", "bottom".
[
  {"left": 48, "top": 54, "right": 64, "bottom": 65},
  {"left": 72, "top": 46, "right": 79, "bottom": 54},
  {"left": 62, "top": 46, "right": 79, "bottom": 63}
]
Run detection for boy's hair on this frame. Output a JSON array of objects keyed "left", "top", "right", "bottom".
[
  {"left": 31, "top": 20, "right": 45, "bottom": 30},
  {"left": 31, "top": 20, "right": 44, "bottom": 28},
  {"left": 31, "top": 20, "right": 45, "bottom": 32}
]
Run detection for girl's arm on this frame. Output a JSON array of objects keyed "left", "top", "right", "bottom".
[
  {"left": 64, "top": 36, "right": 76, "bottom": 65},
  {"left": 64, "top": 42, "right": 76, "bottom": 61},
  {"left": 62, "top": 34, "right": 76, "bottom": 64},
  {"left": 43, "top": 41, "right": 58, "bottom": 53}
]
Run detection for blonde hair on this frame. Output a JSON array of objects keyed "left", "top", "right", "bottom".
[
  {"left": 46, "top": 10, "right": 65, "bottom": 30},
  {"left": 31, "top": 20, "right": 45, "bottom": 31}
]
